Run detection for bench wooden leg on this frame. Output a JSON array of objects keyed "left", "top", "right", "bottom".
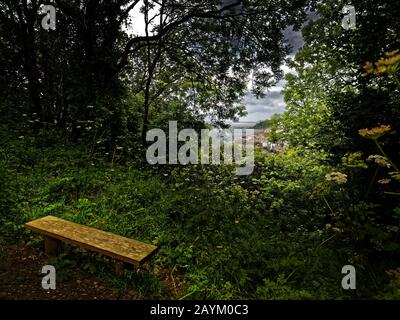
[
  {"left": 44, "top": 236, "right": 60, "bottom": 255},
  {"left": 115, "top": 261, "right": 125, "bottom": 277}
]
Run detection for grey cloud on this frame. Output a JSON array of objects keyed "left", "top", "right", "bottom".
[
  {"left": 284, "top": 26, "right": 304, "bottom": 55},
  {"left": 240, "top": 89, "right": 286, "bottom": 122},
  {"left": 239, "top": 14, "right": 317, "bottom": 122},
  {"left": 283, "top": 11, "right": 319, "bottom": 55},
  {"left": 238, "top": 12, "right": 320, "bottom": 122}
]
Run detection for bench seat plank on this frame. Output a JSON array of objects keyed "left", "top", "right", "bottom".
[{"left": 25, "top": 216, "right": 158, "bottom": 265}]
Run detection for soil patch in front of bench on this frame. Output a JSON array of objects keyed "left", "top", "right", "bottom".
[{"left": 0, "top": 242, "right": 181, "bottom": 300}]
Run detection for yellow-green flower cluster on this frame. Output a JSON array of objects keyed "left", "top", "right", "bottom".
[
  {"left": 363, "top": 49, "right": 400, "bottom": 76},
  {"left": 378, "top": 179, "right": 391, "bottom": 185},
  {"left": 367, "top": 155, "right": 392, "bottom": 168},
  {"left": 389, "top": 172, "right": 400, "bottom": 181},
  {"left": 341, "top": 151, "right": 368, "bottom": 169},
  {"left": 325, "top": 172, "right": 348, "bottom": 185},
  {"left": 358, "top": 125, "right": 391, "bottom": 140}
]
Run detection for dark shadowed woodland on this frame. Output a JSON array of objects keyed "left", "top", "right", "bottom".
[{"left": 1, "top": 0, "right": 400, "bottom": 299}]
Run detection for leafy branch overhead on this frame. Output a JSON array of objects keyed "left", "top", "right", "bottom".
[{"left": 1, "top": 0, "right": 312, "bottom": 142}]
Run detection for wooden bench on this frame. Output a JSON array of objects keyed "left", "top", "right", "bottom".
[{"left": 25, "top": 216, "right": 158, "bottom": 274}]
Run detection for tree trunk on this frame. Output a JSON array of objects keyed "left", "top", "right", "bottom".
[{"left": 14, "top": 0, "right": 42, "bottom": 117}]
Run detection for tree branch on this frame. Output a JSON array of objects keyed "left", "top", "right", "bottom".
[{"left": 116, "top": 0, "right": 243, "bottom": 71}]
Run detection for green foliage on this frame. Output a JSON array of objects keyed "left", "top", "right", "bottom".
[
  {"left": 2, "top": 0, "right": 400, "bottom": 300},
  {"left": 255, "top": 276, "right": 313, "bottom": 300},
  {"left": 1, "top": 121, "right": 400, "bottom": 299}
]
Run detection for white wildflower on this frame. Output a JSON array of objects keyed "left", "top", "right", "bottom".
[
  {"left": 367, "top": 155, "right": 391, "bottom": 168},
  {"left": 325, "top": 171, "right": 348, "bottom": 185},
  {"left": 378, "top": 179, "right": 391, "bottom": 185}
]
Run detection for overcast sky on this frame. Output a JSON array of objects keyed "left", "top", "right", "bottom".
[
  {"left": 240, "top": 26, "right": 304, "bottom": 122},
  {"left": 126, "top": 4, "right": 306, "bottom": 123}
]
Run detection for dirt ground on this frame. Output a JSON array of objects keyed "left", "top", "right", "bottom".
[{"left": 0, "top": 242, "right": 182, "bottom": 300}]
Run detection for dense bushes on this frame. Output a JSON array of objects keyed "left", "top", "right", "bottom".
[{"left": 1, "top": 118, "right": 400, "bottom": 299}]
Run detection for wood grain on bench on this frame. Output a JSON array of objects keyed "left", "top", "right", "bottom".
[{"left": 25, "top": 216, "right": 158, "bottom": 266}]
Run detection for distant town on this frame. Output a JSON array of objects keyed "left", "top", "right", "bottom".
[{"left": 229, "top": 119, "right": 286, "bottom": 153}]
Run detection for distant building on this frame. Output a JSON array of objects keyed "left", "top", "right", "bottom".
[{"left": 228, "top": 122, "right": 286, "bottom": 153}]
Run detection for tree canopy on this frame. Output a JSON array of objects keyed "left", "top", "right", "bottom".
[{"left": 1, "top": 0, "right": 312, "bottom": 148}]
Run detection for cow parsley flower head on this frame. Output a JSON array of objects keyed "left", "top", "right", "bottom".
[
  {"left": 363, "top": 50, "right": 400, "bottom": 76},
  {"left": 325, "top": 172, "right": 348, "bottom": 185},
  {"left": 378, "top": 179, "right": 391, "bottom": 185},
  {"left": 359, "top": 125, "right": 391, "bottom": 140},
  {"left": 367, "top": 155, "right": 391, "bottom": 168}
]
